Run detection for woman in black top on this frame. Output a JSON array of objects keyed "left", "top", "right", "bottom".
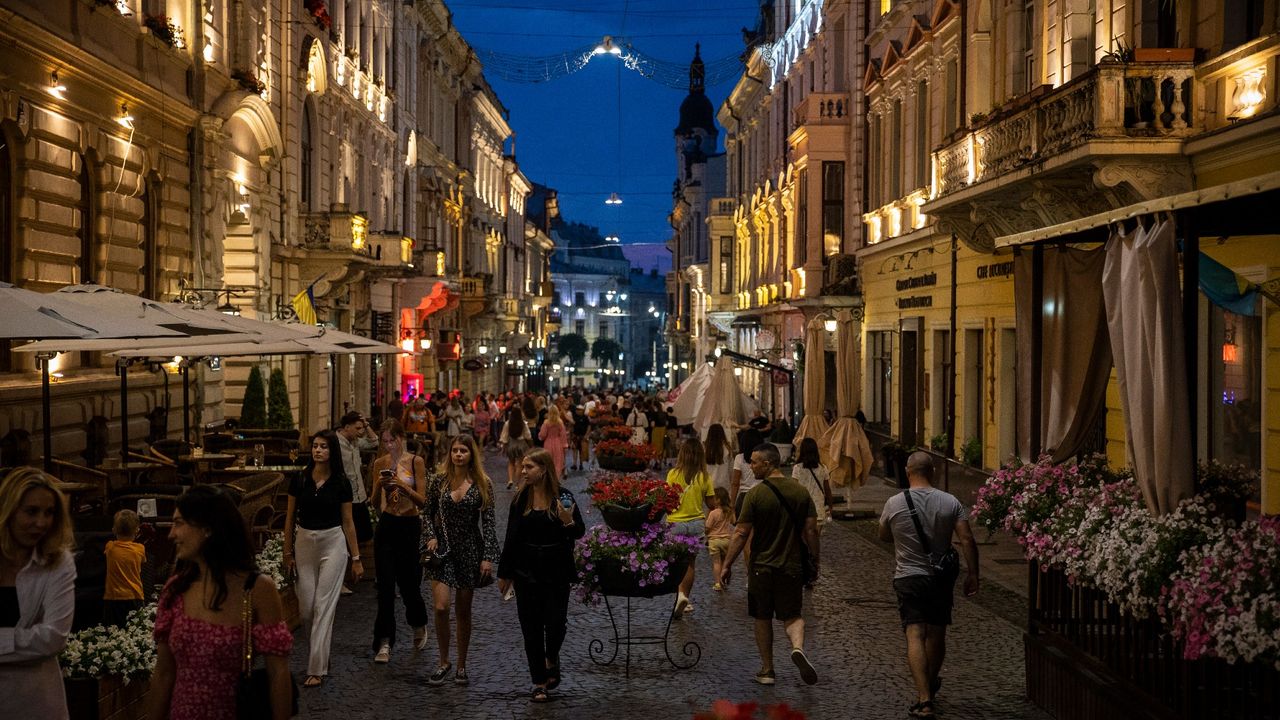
[
  {"left": 569, "top": 406, "right": 590, "bottom": 471},
  {"left": 497, "top": 448, "right": 585, "bottom": 703},
  {"left": 284, "top": 430, "right": 362, "bottom": 687}
]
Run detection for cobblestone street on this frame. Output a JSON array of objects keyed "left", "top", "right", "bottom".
[{"left": 293, "top": 451, "right": 1049, "bottom": 720}]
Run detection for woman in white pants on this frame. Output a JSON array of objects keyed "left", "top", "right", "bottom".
[{"left": 284, "top": 430, "right": 363, "bottom": 688}]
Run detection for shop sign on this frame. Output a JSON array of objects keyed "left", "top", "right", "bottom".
[
  {"left": 976, "top": 261, "right": 1014, "bottom": 280},
  {"left": 463, "top": 358, "right": 487, "bottom": 371},
  {"left": 895, "top": 272, "right": 937, "bottom": 292},
  {"left": 896, "top": 296, "right": 933, "bottom": 309}
]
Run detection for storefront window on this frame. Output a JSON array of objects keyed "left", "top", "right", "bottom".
[
  {"left": 822, "top": 162, "right": 843, "bottom": 256},
  {"left": 1206, "top": 299, "right": 1262, "bottom": 501},
  {"left": 718, "top": 236, "right": 732, "bottom": 294},
  {"left": 869, "top": 331, "right": 894, "bottom": 427}
]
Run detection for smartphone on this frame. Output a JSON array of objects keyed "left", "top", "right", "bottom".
[{"left": 560, "top": 494, "right": 573, "bottom": 510}]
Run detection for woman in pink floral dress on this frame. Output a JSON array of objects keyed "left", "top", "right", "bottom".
[
  {"left": 537, "top": 405, "right": 569, "bottom": 479},
  {"left": 147, "top": 486, "right": 293, "bottom": 720}
]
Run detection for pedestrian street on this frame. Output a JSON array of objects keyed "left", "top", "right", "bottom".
[{"left": 294, "top": 451, "right": 1048, "bottom": 720}]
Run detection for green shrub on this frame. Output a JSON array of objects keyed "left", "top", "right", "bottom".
[
  {"left": 240, "top": 365, "right": 268, "bottom": 428},
  {"left": 961, "top": 437, "right": 983, "bottom": 467},
  {"left": 266, "top": 368, "right": 294, "bottom": 429},
  {"left": 929, "top": 433, "right": 950, "bottom": 453}
]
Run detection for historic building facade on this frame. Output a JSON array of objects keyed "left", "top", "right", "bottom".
[
  {"left": 714, "top": 0, "right": 867, "bottom": 414},
  {"left": 0, "top": 0, "right": 546, "bottom": 462}
]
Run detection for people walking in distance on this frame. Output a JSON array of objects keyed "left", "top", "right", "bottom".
[
  {"left": 149, "top": 485, "right": 293, "bottom": 720},
  {"left": 284, "top": 431, "right": 363, "bottom": 687},
  {"left": 473, "top": 395, "right": 491, "bottom": 448},
  {"left": 0, "top": 468, "right": 76, "bottom": 720},
  {"left": 569, "top": 405, "right": 591, "bottom": 471},
  {"left": 625, "top": 397, "right": 651, "bottom": 446},
  {"left": 704, "top": 424, "right": 734, "bottom": 492},
  {"left": 499, "top": 407, "right": 533, "bottom": 490},
  {"left": 444, "top": 396, "right": 464, "bottom": 440},
  {"left": 706, "top": 487, "right": 736, "bottom": 591},
  {"left": 422, "top": 434, "right": 500, "bottom": 686},
  {"left": 336, "top": 412, "right": 378, "bottom": 580},
  {"left": 497, "top": 449, "right": 586, "bottom": 703},
  {"left": 368, "top": 420, "right": 430, "bottom": 664},
  {"left": 730, "top": 427, "right": 764, "bottom": 516},
  {"left": 879, "top": 451, "right": 980, "bottom": 718},
  {"left": 103, "top": 509, "right": 146, "bottom": 627},
  {"left": 387, "top": 390, "right": 405, "bottom": 427},
  {"left": 538, "top": 405, "right": 569, "bottom": 479},
  {"left": 792, "top": 438, "right": 834, "bottom": 531},
  {"left": 666, "top": 438, "right": 717, "bottom": 618},
  {"left": 720, "top": 443, "right": 820, "bottom": 687},
  {"left": 461, "top": 402, "right": 475, "bottom": 438}
]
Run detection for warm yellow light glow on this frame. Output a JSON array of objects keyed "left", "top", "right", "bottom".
[
  {"left": 351, "top": 214, "right": 368, "bottom": 251},
  {"left": 47, "top": 71, "right": 66, "bottom": 99},
  {"left": 400, "top": 237, "right": 413, "bottom": 264},
  {"left": 796, "top": 268, "right": 807, "bottom": 297},
  {"left": 400, "top": 337, "right": 417, "bottom": 353},
  {"left": 966, "top": 134, "right": 978, "bottom": 185},
  {"left": 1231, "top": 68, "right": 1267, "bottom": 120},
  {"left": 203, "top": 43, "right": 214, "bottom": 62}
]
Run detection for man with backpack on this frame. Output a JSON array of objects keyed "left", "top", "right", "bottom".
[{"left": 879, "top": 451, "right": 980, "bottom": 719}]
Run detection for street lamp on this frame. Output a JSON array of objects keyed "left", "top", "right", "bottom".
[
  {"left": 498, "top": 344, "right": 507, "bottom": 354},
  {"left": 478, "top": 344, "right": 488, "bottom": 355}
]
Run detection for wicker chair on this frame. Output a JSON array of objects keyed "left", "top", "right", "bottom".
[{"left": 225, "top": 472, "right": 285, "bottom": 546}]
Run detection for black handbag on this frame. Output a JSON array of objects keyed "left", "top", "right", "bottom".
[
  {"left": 762, "top": 480, "right": 819, "bottom": 586},
  {"left": 235, "top": 574, "right": 299, "bottom": 720},
  {"left": 902, "top": 490, "right": 961, "bottom": 583},
  {"left": 420, "top": 476, "right": 451, "bottom": 569}
]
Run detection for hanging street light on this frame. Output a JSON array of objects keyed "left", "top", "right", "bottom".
[{"left": 605, "top": 192, "right": 623, "bottom": 205}]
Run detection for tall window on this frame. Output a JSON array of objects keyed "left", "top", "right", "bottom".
[
  {"left": 963, "top": 329, "right": 985, "bottom": 458},
  {"left": 77, "top": 153, "right": 96, "bottom": 285},
  {"left": 1223, "top": 0, "right": 1266, "bottom": 50},
  {"left": 869, "top": 114, "right": 882, "bottom": 207},
  {"left": 944, "top": 60, "right": 959, "bottom": 135},
  {"left": 141, "top": 177, "right": 160, "bottom": 299},
  {"left": 822, "top": 162, "right": 844, "bottom": 256},
  {"left": 890, "top": 100, "right": 903, "bottom": 199},
  {"left": 574, "top": 319, "right": 585, "bottom": 335},
  {"left": 869, "top": 331, "right": 894, "bottom": 425},
  {"left": 718, "top": 236, "right": 732, "bottom": 293},
  {"left": 914, "top": 81, "right": 929, "bottom": 189},
  {"left": 1206, "top": 297, "right": 1262, "bottom": 503},
  {"left": 574, "top": 291, "right": 585, "bottom": 307},
  {"left": 931, "top": 330, "right": 952, "bottom": 442},
  {"left": 1020, "top": 0, "right": 1037, "bottom": 94},
  {"left": 301, "top": 102, "right": 314, "bottom": 210},
  {"left": 796, "top": 168, "right": 808, "bottom": 265}
]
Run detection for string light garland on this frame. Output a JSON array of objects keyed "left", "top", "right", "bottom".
[{"left": 474, "top": 35, "right": 745, "bottom": 88}]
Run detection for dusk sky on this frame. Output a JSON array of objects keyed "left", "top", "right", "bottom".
[{"left": 448, "top": 1, "right": 761, "bottom": 274}]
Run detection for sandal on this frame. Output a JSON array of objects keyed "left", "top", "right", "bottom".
[
  {"left": 546, "top": 665, "right": 561, "bottom": 690},
  {"left": 427, "top": 662, "right": 453, "bottom": 686},
  {"left": 303, "top": 675, "right": 323, "bottom": 688},
  {"left": 530, "top": 686, "right": 549, "bottom": 703},
  {"left": 454, "top": 669, "right": 469, "bottom": 685},
  {"left": 908, "top": 701, "right": 935, "bottom": 718}
]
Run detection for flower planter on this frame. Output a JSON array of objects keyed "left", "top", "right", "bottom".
[
  {"left": 595, "top": 556, "right": 689, "bottom": 598},
  {"left": 598, "top": 455, "right": 648, "bottom": 472},
  {"left": 65, "top": 675, "right": 151, "bottom": 720},
  {"left": 598, "top": 503, "right": 666, "bottom": 532},
  {"left": 1133, "top": 47, "right": 1196, "bottom": 63},
  {"left": 771, "top": 442, "right": 793, "bottom": 464}
]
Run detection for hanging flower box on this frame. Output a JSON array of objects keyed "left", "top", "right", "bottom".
[
  {"left": 142, "top": 14, "right": 185, "bottom": 49},
  {"left": 598, "top": 502, "right": 664, "bottom": 532},
  {"left": 595, "top": 439, "right": 657, "bottom": 471},
  {"left": 595, "top": 555, "right": 688, "bottom": 598},
  {"left": 60, "top": 605, "right": 156, "bottom": 719},
  {"left": 303, "top": 0, "right": 332, "bottom": 31},
  {"left": 588, "top": 469, "right": 680, "bottom": 529},
  {"left": 231, "top": 69, "right": 267, "bottom": 96},
  {"left": 575, "top": 523, "right": 701, "bottom": 603}
]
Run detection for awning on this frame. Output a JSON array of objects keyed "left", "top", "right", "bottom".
[{"left": 996, "top": 170, "right": 1280, "bottom": 248}]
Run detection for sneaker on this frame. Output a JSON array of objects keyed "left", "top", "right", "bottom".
[
  {"left": 374, "top": 643, "right": 390, "bottom": 664},
  {"left": 753, "top": 669, "right": 776, "bottom": 685},
  {"left": 413, "top": 626, "right": 429, "bottom": 651},
  {"left": 673, "top": 594, "right": 689, "bottom": 618},
  {"left": 712, "top": 582, "right": 723, "bottom": 592},
  {"left": 790, "top": 647, "right": 818, "bottom": 685},
  {"left": 341, "top": 584, "right": 354, "bottom": 596}
]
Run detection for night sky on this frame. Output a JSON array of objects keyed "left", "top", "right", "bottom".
[{"left": 448, "top": 1, "right": 760, "bottom": 273}]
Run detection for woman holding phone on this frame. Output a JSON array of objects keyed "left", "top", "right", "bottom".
[
  {"left": 497, "top": 449, "right": 585, "bottom": 703},
  {"left": 368, "top": 420, "right": 430, "bottom": 664}
]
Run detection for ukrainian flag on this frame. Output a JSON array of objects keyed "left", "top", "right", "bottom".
[{"left": 292, "top": 285, "right": 318, "bottom": 325}]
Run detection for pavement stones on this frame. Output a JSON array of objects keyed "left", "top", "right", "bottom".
[{"left": 293, "top": 453, "right": 1050, "bottom": 720}]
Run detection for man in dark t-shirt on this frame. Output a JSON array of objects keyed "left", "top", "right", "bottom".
[{"left": 721, "top": 443, "right": 820, "bottom": 687}]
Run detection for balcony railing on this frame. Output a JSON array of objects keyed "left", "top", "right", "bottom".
[
  {"left": 301, "top": 210, "right": 371, "bottom": 254},
  {"left": 711, "top": 198, "right": 737, "bottom": 215},
  {"left": 459, "top": 276, "right": 486, "bottom": 298},
  {"left": 933, "top": 62, "right": 1195, "bottom": 198},
  {"left": 793, "top": 92, "right": 850, "bottom": 127}
]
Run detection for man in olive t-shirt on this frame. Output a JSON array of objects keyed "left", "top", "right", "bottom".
[{"left": 721, "top": 443, "right": 820, "bottom": 686}]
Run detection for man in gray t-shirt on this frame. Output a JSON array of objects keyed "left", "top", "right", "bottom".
[{"left": 878, "top": 451, "right": 979, "bottom": 718}]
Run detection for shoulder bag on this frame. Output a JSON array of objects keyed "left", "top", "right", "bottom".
[
  {"left": 762, "top": 480, "right": 818, "bottom": 586},
  {"left": 236, "top": 574, "right": 298, "bottom": 720},
  {"left": 420, "top": 475, "right": 451, "bottom": 569},
  {"left": 901, "top": 490, "right": 961, "bottom": 583}
]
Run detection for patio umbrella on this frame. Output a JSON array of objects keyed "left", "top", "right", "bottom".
[
  {"left": 822, "top": 309, "right": 874, "bottom": 490},
  {"left": 0, "top": 283, "right": 101, "bottom": 340},
  {"left": 693, "top": 356, "right": 759, "bottom": 438},
  {"left": 794, "top": 317, "right": 830, "bottom": 446},
  {"left": 9, "top": 285, "right": 236, "bottom": 471},
  {"left": 670, "top": 361, "right": 713, "bottom": 427}
]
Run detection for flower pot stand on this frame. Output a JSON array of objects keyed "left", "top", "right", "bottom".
[{"left": 587, "top": 559, "right": 701, "bottom": 678}]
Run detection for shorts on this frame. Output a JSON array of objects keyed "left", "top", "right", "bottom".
[
  {"left": 893, "top": 574, "right": 956, "bottom": 628},
  {"left": 707, "top": 537, "right": 730, "bottom": 557},
  {"left": 669, "top": 519, "right": 704, "bottom": 539},
  {"left": 747, "top": 566, "right": 804, "bottom": 621}
]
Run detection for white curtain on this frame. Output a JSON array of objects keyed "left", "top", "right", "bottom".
[{"left": 1101, "top": 219, "right": 1194, "bottom": 515}]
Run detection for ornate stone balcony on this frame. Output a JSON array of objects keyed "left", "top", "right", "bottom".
[
  {"left": 793, "top": 92, "right": 851, "bottom": 127},
  {"left": 926, "top": 61, "right": 1196, "bottom": 250}
]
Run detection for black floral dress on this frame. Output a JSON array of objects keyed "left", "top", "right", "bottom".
[{"left": 422, "top": 475, "right": 500, "bottom": 589}]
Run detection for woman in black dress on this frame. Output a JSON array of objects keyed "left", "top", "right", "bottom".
[
  {"left": 421, "top": 434, "right": 499, "bottom": 686},
  {"left": 497, "top": 448, "right": 585, "bottom": 703}
]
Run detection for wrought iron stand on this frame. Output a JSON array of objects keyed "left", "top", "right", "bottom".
[{"left": 588, "top": 593, "right": 702, "bottom": 678}]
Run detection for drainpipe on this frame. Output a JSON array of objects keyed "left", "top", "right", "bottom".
[{"left": 947, "top": 234, "right": 958, "bottom": 461}]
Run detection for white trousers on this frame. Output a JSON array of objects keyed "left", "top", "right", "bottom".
[{"left": 295, "top": 526, "right": 348, "bottom": 676}]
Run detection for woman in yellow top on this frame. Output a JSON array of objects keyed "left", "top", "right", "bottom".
[{"left": 665, "top": 437, "right": 717, "bottom": 619}]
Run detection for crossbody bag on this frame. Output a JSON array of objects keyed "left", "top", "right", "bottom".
[
  {"left": 901, "top": 490, "right": 961, "bottom": 583},
  {"left": 762, "top": 480, "right": 818, "bottom": 586}
]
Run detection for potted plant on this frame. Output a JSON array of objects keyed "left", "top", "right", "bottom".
[
  {"left": 587, "top": 470, "right": 681, "bottom": 531},
  {"left": 230, "top": 69, "right": 267, "bottom": 96},
  {"left": 61, "top": 605, "right": 157, "bottom": 719},
  {"left": 575, "top": 523, "right": 701, "bottom": 603},
  {"left": 142, "top": 14, "right": 184, "bottom": 49},
  {"left": 595, "top": 438, "right": 657, "bottom": 472},
  {"left": 239, "top": 365, "right": 268, "bottom": 428},
  {"left": 303, "top": 0, "right": 332, "bottom": 31},
  {"left": 929, "top": 433, "right": 949, "bottom": 454},
  {"left": 960, "top": 437, "right": 983, "bottom": 468},
  {"left": 266, "top": 368, "right": 294, "bottom": 430},
  {"left": 256, "top": 534, "right": 300, "bottom": 630},
  {"left": 769, "top": 421, "right": 795, "bottom": 463}
]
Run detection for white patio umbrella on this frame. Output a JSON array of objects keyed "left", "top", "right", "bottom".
[
  {"left": 0, "top": 283, "right": 101, "bottom": 340},
  {"left": 822, "top": 309, "right": 874, "bottom": 491},
  {"left": 794, "top": 317, "right": 830, "bottom": 446},
  {"left": 670, "top": 361, "right": 713, "bottom": 427},
  {"left": 693, "top": 356, "right": 759, "bottom": 438}
]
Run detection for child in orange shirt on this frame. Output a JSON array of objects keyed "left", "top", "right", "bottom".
[{"left": 103, "top": 509, "right": 146, "bottom": 627}]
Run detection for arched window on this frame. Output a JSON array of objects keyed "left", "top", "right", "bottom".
[
  {"left": 301, "top": 101, "right": 315, "bottom": 209},
  {"left": 77, "top": 153, "right": 97, "bottom": 285},
  {"left": 141, "top": 175, "right": 160, "bottom": 299}
]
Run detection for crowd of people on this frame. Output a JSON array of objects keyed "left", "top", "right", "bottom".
[{"left": 0, "top": 384, "right": 980, "bottom": 720}]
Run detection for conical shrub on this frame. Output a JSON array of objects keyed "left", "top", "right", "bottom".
[
  {"left": 240, "top": 365, "right": 268, "bottom": 429},
  {"left": 267, "top": 368, "right": 295, "bottom": 430}
]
